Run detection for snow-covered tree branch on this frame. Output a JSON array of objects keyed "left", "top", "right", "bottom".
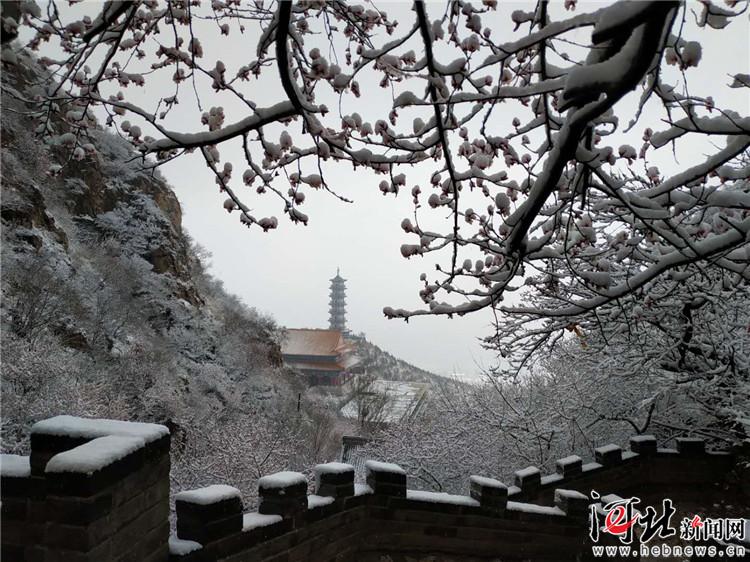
[{"left": 4, "top": 0, "right": 748, "bottom": 366}]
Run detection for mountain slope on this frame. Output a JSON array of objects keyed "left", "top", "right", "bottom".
[
  {"left": 0, "top": 51, "right": 448, "bottom": 505},
  {"left": 0, "top": 51, "right": 301, "bottom": 458},
  {"left": 353, "top": 337, "right": 443, "bottom": 384}
]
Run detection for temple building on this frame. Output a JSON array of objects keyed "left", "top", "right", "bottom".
[
  {"left": 281, "top": 271, "right": 361, "bottom": 385},
  {"left": 281, "top": 328, "right": 360, "bottom": 386}
]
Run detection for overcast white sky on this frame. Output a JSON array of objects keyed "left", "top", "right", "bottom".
[{"left": 30, "top": 1, "right": 749, "bottom": 377}]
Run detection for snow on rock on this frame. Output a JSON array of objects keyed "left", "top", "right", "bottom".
[
  {"left": 0, "top": 454, "right": 31, "bottom": 478},
  {"left": 582, "top": 462, "right": 603, "bottom": 472},
  {"left": 469, "top": 475, "right": 506, "bottom": 489},
  {"left": 168, "top": 536, "right": 202, "bottom": 555},
  {"left": 629, "top": 435, "right": 656, "bottom": 443},
  {"left": 406, "top": 490, "right": 480, "bottom": 507},
  {"left": 365, "top": 460, "right": 406, "bottom": 475},
  {"left": 595, "top": 444, "right": 621, "bottom": 454},
  {"left": 258, "top": 471, "right": 306, "bottom": 490},
  {"left": 32, "top": 415, "right": 168, "bottom": 444},
  {"left": 45, "top": 435, "right": 144, "bottom": 476},
  {"left": 307, "top": 495, "right": 335, "bottom": 509},
  {"left": 175, "top": 484, "right": 242, "bottom": 505},
  {"left": 242, "top": 512, "right": 282, "bottom": 531}
]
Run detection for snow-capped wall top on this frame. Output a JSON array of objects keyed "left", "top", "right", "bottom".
[
  {"left": 594, "top": 444, "right": 621, "bottom": 454},
  {"left": 31, "top": 415, "right": 169, "bottom": 444},
  {"left": 365, "top": 460, "right": 406, "bottom": 475},
  {"left": 554, "top": 489, "right": 588, "bottom": 502},
  {"left": 0, "top": 454, "right": 31, "bottom": 478},
  {"left": 507, "top": 501, "right": 566, "bottom": 517},
  {"left": 514, "top": 466, "right": 540, "bottom": 478},
  {"left": 257, "top": 471, "right": 307, "bottom": 490},
  {"left": 175, "top": 484, "right": 242, "bottom": 505},
  {"left": 556, "top": 455, "right": 582, "bottom": 467},
  {"left": 629, "top": 435, "right": 657, "bottom": 443},
  {"left": 307, "top": 495, "right": 335, "bottom": 509},
  {"left": 406, "top": 490, "right": 479, "bottom": 507},
  {"left": 469, "top": 475, "right": 506, "bottom": 489},
  {"left": 45, "top": 435, "right": 144, "bottom": 476},
  {"left": 242, "top": 512, "right": 283, "bottom": 532},
  {"left": 313, "top": 462, "right": 354, "bottom": 476}
]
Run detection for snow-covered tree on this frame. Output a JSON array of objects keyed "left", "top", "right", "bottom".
[
  {"left": 0, "top": 333, "right": 132, "bottom": 453},
  {"left": 3, "top": 0, "right": 748, "bottom": 364},
  {"left": 345, "top": 371, "right": 394, "bottom": 431},
  {"left": 528, "top": 274, "right": 750, "bottom": 443},
  {"left": 362, "top": 323, "right": 748, "bottom": 495},
  {"left": 171, "top": 400, "right": 341, "bottom": 507}
]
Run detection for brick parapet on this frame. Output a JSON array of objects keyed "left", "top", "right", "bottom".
[
  {"left": 2, "top": 417, "right": 745, "bottom": 562},
  {"left": 507, "top": 436, "right": 734, "bottom": 505},
  {"left": 3, "top": 416, "right": 171, "bottom": 562}
]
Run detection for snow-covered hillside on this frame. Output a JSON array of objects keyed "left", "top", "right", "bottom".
[
  {"left": 353, "top": 337, "right": 442, "bottom": 384},
  {"left": 0, "top": 53, "right": 324, "bottom": 505}
]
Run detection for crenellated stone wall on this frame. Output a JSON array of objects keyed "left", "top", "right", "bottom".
[
  {"left": 508, "top": 436, "right": 737, "bottom": 507},
  {"left": 1, "top": 415, "right": 746, "bottom": 562},
  {"left": 2, "top": 416, "right": 171, "bottom": 562}
]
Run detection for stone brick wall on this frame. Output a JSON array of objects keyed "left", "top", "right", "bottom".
[
  {"left": 2, "top": 416, "right": 746, "bottom": 562},
  {"left": 508, "top": 437, "right": 737, "bottom": 507},
  {"left": 2, "top": 416, "right": 170, "bottom": 562}
]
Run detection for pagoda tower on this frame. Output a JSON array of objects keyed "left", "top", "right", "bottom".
[{"left": 328, "top": 268, "right": 348, "bottom": 334}]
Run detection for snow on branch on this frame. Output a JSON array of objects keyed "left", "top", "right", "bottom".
[{"left": 11, "top": 0, "right": 749, "bottom": 370}]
